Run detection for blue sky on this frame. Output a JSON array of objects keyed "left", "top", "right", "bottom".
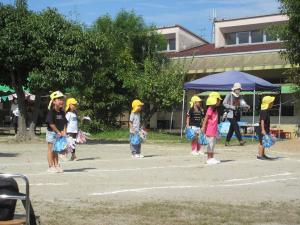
[{"left": 1, "top": 0, "right": 280, "bottom": 41}]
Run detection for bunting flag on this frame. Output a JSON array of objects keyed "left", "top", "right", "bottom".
[{"left": 0, "top": 94, "right": 36, "bottom": 102}]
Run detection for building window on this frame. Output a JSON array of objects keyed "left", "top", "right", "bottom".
[
  {"left": 169, "top": 38, "right": 176, "bottom": 51},
  {"left": 265, "top": 31, "right": 278, "bottom": 42},
  {"left": 225, "top": 33, "right": 236, "bottom": 45},
  {"left": 251, "top": 30, "right": 263, "bottom": 43},
  {"left": 224, "top": 29, "right": 281, "bottom": 46},
  {"left": 238, "top": 32, "right": 249, "bottom": 44}
]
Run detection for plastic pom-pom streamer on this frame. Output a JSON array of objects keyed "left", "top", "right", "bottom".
[
  {"left": 130, "top": 133, "right": 141, "bottom": 145},
  {"left": 198, "top": 132, "right": 209, "bottom": 145},
  {"left": 185, "top": 127, "right": 196, "bottom": 140},
  {"left": 53, "top": 136, "right": 68, "bottom": 153},
  {"left": 262, "top": 135, "right": 276, "bottom": 148}
]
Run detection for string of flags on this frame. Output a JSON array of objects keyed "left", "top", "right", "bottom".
[
  {"left": 0, "top": 92, "right": 36, "bottom": 102},
  {"left": 0, "top": 85, "right": 36, "bottom": 102}
]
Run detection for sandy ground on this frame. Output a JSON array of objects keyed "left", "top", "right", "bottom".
[{"left": 0, "top": 138, "right": 300, "bottom": 225}]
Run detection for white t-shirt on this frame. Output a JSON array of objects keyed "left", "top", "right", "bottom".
[
  {"left": 66, "top": 111, "right": 78, "bottom": 133},
  {"left": 129, "top": 112, "right": 140, "bottom": 133}
]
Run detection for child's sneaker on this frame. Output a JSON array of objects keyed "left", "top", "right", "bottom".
[
  {"left": 138, "top": 154, "right": 144, "bottom": 158},
  {"left": 206, "top": 158, "right": 220, "bottom": 165},
  {"left": 198, "top": 150, "right": 205, "bottom": 156},
  {"left": 132, "top": 154, "right": 140, "bottom": 159},
  {"left": 191, "top": 151, "right": 200, "bottom": 156},
  {"left": 47, "top": 167, "right": 57, "bottom": 173}
]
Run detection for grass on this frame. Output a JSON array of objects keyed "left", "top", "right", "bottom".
[
  {"left": 36, "top": 200, "right": 300, "bottom": 225},
  {"left": 89, "top": 128, "right": 188, "bottom": 143},
  {"left": 89, "top": 128, "right": 259, "bottom": 145}
]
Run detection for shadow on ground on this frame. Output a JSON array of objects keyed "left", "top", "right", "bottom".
[
  {"left": 0, "top": 152, "right": 19, "bottom": 157},
  {"left": 63, "top": 167, "right": 97, "bottom": 173}
]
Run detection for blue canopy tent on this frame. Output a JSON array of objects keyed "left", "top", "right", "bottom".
[{"left": 181, "top": 71, "right": 281, "bottom": 138}]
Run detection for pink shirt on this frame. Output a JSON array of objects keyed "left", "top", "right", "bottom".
[{"left": 205, "top": 107, "right": 218, "bottom": 137}]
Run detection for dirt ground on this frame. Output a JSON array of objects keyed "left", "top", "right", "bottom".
[{"left": 1, "top": 137, "right": 300, "bottom": 225}]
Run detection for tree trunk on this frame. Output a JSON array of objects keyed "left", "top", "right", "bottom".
[
  {"left": 10, "top": 71, "right": 28, "bottom": 141},
  {"left": 29, "top": 92, "right": 41, "bottom": 138}
]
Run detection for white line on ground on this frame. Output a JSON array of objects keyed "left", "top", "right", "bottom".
[
  {"left": 89, "top": 177, "right": 299, "bottom": 196},
  {"left": 20, "top": 183, "right": 68, "bottom": 186},
  {"left": 225, "top": 172, "right": 293, "bottom": 182},
  {"left": 25, "top": 164, "right": 203, "bottom": 176}
]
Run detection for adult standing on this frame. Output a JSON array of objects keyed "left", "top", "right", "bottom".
[
  {"left": 223, "top": 83, "right": 250, "bottom": 146},
  {"left": 10, "top": 98, "right": 20, "bottom": 134}
]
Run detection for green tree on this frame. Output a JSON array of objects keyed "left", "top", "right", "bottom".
[
  {"left": 278, "top": 0, "right": 300, "bottom": 85},
  {"left": 136, "top": 58, "right": 186, "bottom": 125},
  {"left": 0, "top": 0, "right": 37, "bottom": 140},
  {"left": 27, "top": 8, "right": 99, "bottom": 136},
  {"left": 0, "top": 1, "right": 97, "bottom": 139},
  {"left": 78, "top": 10, "right": 185, "bottom": 131}
]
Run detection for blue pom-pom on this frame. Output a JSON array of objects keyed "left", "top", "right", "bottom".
[
  {"left": 198, "top": 132, "right": 209, "bottom": 145},
  {"left": 262, "top": 135, "right": 276, "bottom": 148},
  {"left": 185, "top": 128, "right": 196, "bottom": 140},
  {"left": 130, "top": 133, "right": 141, "bottom": 145},
  {"left": 53, "top": 136, "right": 68, "bottom": 153}
]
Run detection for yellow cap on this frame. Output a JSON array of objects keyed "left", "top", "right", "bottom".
[
  {"left": 132, "top": 99, "right": 144, "bottom": 113},
  {"left": 65, "top": 98, "right": 78, "bottom": 111},
  {"left": 50, "top": 91, "right": 64, "bottom": 100},
  {"left": 48, "top": 91, "right": 64, "bottom": 109},
  {"left": 189, "top": 95, "right": 202, "bottom": 107},
  {"left": 209, "top": 92, "right": 222, "bottom": 100},
  {"left": 261, "top": 96, "right": 275, "bottom": 110},
  {"left": 206, "top": 96, "right": 218, "bottom": 106}
]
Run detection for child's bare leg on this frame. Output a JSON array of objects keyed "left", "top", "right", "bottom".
[
  {"left": 53, "top": 153, "right": 59, "bottom": 166},
  {"left": 47, "top": 143, "right": 54, "bottom": 167},
  {"left": 258, "top": 142, "right": 265, "bottom": 157},
  {"left": 207, "top": 152, "right": 213, "bottom": 159}
]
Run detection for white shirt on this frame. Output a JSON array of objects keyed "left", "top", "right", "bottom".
[
  {"left": 11, "top": 103, "right": 20, "bottom": 117},
  {"left": 66, "top": 111, "right": 78, "bottom": 133}
]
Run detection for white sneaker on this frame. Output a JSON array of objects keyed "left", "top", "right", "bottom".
[
  {"left": 138, "top": 154, "right": 144, "bottom": 158},
  {"left": 198, "top": 151, "right": 205, "bottom": 156},
  {"left": 206, "top": 158, "right": 220, "bottom": 165},
  {"left": 191, "top": 151, "right": 200, "bottom": 156},
  {"left": 212, "top": 158, "right": 220, "bottom": 164},
  {"left": 47, "top": 167, "right": 57, "bottom": 173},
  {"left": 132, "top": 154, "right": 140, "bottom": 159}
]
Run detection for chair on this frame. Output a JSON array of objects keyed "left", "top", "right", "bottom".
[{"left": 0, "top": 174, "right": 30, "bottom": 225}]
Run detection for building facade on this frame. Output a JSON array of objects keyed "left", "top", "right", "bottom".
[{"left": 152, "top": 14, "right": 299, "bottom": 135}]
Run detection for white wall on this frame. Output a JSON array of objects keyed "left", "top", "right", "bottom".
[{"left": 215, "top": 14, "right": 288, "bottom": 48}]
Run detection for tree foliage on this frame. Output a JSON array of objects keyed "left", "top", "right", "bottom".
[
  {"left": 278, "top": 0, "right": 300, "bottom": 85},
  {"left": 0, "top": 3, "right": 186, "bottom": 135}
]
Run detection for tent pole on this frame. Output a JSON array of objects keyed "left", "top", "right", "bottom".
[
  {"left": 252, "top": 90, "right": 256, "bottom": 141},
  {"left": 278, "top": 92, "right": 282, "bottom": 140},
  {"left": 180, "top": 90, "right": 186, "bottom": 139},
  {"left": 170, "top": 110, "right": 174, "bottom": 133}
]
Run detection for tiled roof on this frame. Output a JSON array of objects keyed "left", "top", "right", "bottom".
[
  {"left": 156, "top": 24, "right": 208, "bottom": 44},
  {"left": 168, "top": 42, "right": 283, "bottom": 58}
]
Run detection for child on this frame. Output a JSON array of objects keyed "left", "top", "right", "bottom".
[
  {"left": 257, "top": 96, "right": 275, "bottom": 160},
  {"left": 65, "top": 97, "right": 78, "bottom": 161},
  {"left": 201, "top": 93, "right": 222, "bottom": 165},
  {"left": 46, "top": 91, "right": 67, "bottom": 173},
  {"left": 186, "top": 95, "right": 204, "bottom": 156},
  {"left": 129, "top": 99, "right": 144, "bottom": 159}
]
